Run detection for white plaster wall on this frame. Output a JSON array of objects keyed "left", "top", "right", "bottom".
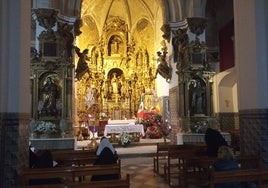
[
  {"left": 234, "top": 0, "right": 268, "bottom": 110},
  {"left": 0, "top": 0, "right": 31, "bottom": 113},
  {"left": 156, "top": 76, "right": 169, "bottom": 97}
]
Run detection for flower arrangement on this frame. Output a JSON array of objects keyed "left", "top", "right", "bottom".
[
  {"left": 118, "top": 132, "right": 132, "bottom": 147},
  {"left": 139, "top": 111, "right": 171, "bottom": 139},
  {"left": 34, "top": 121, "right": 58, "bottom": 135},
  {"left": 146, "top": 125, "right": 163, "bottom": 139},
  {"left": 191, "top": 120, "right": 208, "bottom": 133},
  {"left": 100, "top": 112, "right": 108, "bottom": 120}
]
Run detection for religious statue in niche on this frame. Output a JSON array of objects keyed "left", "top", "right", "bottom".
[
  {"left": 111, "top": 73, "right": 119, "bottom": 94},
  {"left": 85, "top": 87, "right": 95, "bottom": 109},
  {"left": 39, "top": 76, "right": 61, "bottom": 117},
  {"left": 57, "top": 23, "right": 74, "bottom": 60},
  {"left": 189, "top": 79, "right": 206, "bottom": 115},
  {"left": 172, "top": 28, "right": 189, "bottom": 65},
  {"left": 108, "top": 35, "right": 122, "bottom": 55},
  {"left": 74, "top": 46, "right": 91, "bottom": 81}
]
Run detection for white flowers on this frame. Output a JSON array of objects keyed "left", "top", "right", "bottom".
[
  {"left": 34, "top": 121, "right": 58, "bottom": 134},
  {"left": 100, "top": 112, "right": 107, "bottom": 119},
  {"left": 119, "top": 132, "right": 132, "bottom": 147}
]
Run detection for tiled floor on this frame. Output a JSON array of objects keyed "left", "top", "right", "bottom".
[
  {"left": 78, "top": 138, "right": 204, "bottom": 187},
  {"left": 120, "top": 157, "right": 170, "bottom": 188},
  {"left": 115, "top": 139, "right": 171, "bottom": 188},
  {"left": 114, "top": 138, "right": 207, "bottom": 188}
]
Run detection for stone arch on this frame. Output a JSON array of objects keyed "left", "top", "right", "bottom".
[{"left": 218, "top": 69, "right": 238, "bottom": 112}]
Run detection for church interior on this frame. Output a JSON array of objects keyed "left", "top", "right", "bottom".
[{"left": 1, "top": 0, "right": 268, "bottom": 187}]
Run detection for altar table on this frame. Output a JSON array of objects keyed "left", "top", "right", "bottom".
[{"left": 104, "top": 124, "right": 145, "bottom": 137}]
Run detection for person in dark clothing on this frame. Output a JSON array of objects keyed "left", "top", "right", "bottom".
[
  {"left": 212, "top": 145, "right": 241, "bottom": 188},
  {"left": 203, "top": 126, "right": 228, "bottom": 157},
  {"left": 29, "top": 147, "right": 61, "bottom": 185},
  {"left": 203, "top": 145, "right": 241, "bottom": 188},
  {"left": 91, "top": 137, "right": 119, "bottom": 181},
  {"left": 29, "top": 149, "right": 54, "bottom": 168}
]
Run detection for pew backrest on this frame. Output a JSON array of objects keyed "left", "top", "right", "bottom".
[
  {"left": 20, "top": 159, "right": 121, "bottom": 185},
  {"left": 21, "top": 174, "right": 130, "bottom": 188},
  {"left": 209, "top": 168, "right": 263, "bottom": 188}
]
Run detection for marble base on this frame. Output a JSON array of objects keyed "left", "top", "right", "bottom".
[
  {"left": 177, "top": 132, "right": 231, "bottom": 145},
  {"left": 29, "top": 137, "right": 75, "bottom": 150}
]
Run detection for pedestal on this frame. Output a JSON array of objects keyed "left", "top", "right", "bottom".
[
  {"left": 177, "top": 133, "right": 231, "bottom": 145},
  {"left": 99, "top": 120, "right": 108, "bottom": 136},
  {"left": 29, "top": 137, "right": 75, "bottom": 150}
]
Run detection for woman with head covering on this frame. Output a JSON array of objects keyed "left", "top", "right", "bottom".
[
  {"left": 202, "top": 125, "right": 228, "bottom": 157},
  {"left": 96, "top": 136, "right": 116, "bottom": 156},
  {"left": 91, "top": 137, "right": 119, "bottom": 181}
]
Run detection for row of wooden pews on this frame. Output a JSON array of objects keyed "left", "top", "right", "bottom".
[
  {"left": 153, "top": 142, "right": 268, "bottom": 188},
  {"left": 51, "top": 149, "right": 98, "bottom": 167},
  {"left": 19, "top": 149, "right": 130, "bottom": 188},
  {"left": 22, "top": 174, "right": 130, "bottom": 188}
]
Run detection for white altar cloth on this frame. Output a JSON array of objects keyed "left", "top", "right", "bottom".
[
  {"left": 108, "top": 119, "right": 136, "bottom": 125},
  {"left": 104, "top": 124, "right": 145, "bottom": 137}
]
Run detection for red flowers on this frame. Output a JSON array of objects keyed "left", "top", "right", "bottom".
[{"left": 140, "top": 112, "right": 170, "bottom": 139}]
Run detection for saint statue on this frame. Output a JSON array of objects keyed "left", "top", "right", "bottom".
[
  {"left": 41, "top": 77, "right": 59, "bottom": 116},
  {"left": 191, "top": 81, "right": 206, "bottom": 115},
  {"left": 111, "top": 73, "right": 118, "bottom": 94}
]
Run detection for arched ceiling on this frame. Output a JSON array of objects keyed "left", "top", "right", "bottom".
[
  {"left": 76, "top": 0, "right": 165, "bottom": 56},
  {"left": 80, "top": 0, "right": 163, "bottom": 34}
]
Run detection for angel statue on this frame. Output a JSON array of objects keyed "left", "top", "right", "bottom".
[
  {"left": 74, "top": 46, "right": 91, "bottom": 81},
  {"left": 155, "top": 51, "right": 172, "bottom": 82}
]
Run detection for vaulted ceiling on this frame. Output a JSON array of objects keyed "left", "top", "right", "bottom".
[
  {"left": 81, "top": 0, "right": 163, "bottom": 31},
  {"left": 77, "top": 0, "right": 164, "bottom": 54}
]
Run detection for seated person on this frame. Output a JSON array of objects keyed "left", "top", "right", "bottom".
[
  {"left": 29, "top": 146, "right": 61, "bottom": 185},
  {"left": 212, "top": 145, "right": 241, "bottom": 188},
  {"left": 91, "top": 137, "right": 119, "bottom": 181},
  {"left": 202, "top": 125, "right": 228, "bottom": 157},
  {"left": 29, "top": 147, "right": 53, "bottom": 168},
  {"left": 96, "top": 136, "right": 116, "bottom": 157}
]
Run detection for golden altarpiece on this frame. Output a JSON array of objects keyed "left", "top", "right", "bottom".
[
  {"left": 29, "top": 9, "right": 163, "bottom": 145},
  {"left": 29, "top": 9, "right": 77, "bottom": 149},
  {"left": 172, "top": 18, "right": 217, "bottom": 133},
  {"left": 75, "top": 16, "right": 158, "bottom": 124}
]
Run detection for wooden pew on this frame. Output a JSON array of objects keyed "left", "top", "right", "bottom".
[
  {"left": 22, "top": 174, "right": 130, "bottom": 188},
  {"left": 209, "top": 168, "right": 268, "bottom": 188},
  {"left": 163, "top": 144, "right": 206, "bottom": 187},
  {"left": 51, "top": 149, "right": 97, "bottom": 166},
  {"left": 182, "top": 153, "right": 262, "bottom": 188},
  {"left": 19, "top": 166, "right": 74, "bottom": 185},
  {"left": 54, "top": 155, "right": 98, "bottom": 167},
  {"left": 153, "top": 143, "right": 170, "bottom": 174},
  {"left": 51, "top": 149, "right": 96, "bottom": 159},
  {"left": 19, "top": 160, "right": 121, "bottom": 186},
  {"left": 153, "top": 143, "right": 206, "bottom": 175},
  {"left": 72, "top": 162, "right": 121, "bottom": 182},
  {"left": 163, "top": 147, "right": 261, "bottom": 188}
]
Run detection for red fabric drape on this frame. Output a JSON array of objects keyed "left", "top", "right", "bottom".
[{"left": 219, "top": 20, "right": 234, "bottom": 71}]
